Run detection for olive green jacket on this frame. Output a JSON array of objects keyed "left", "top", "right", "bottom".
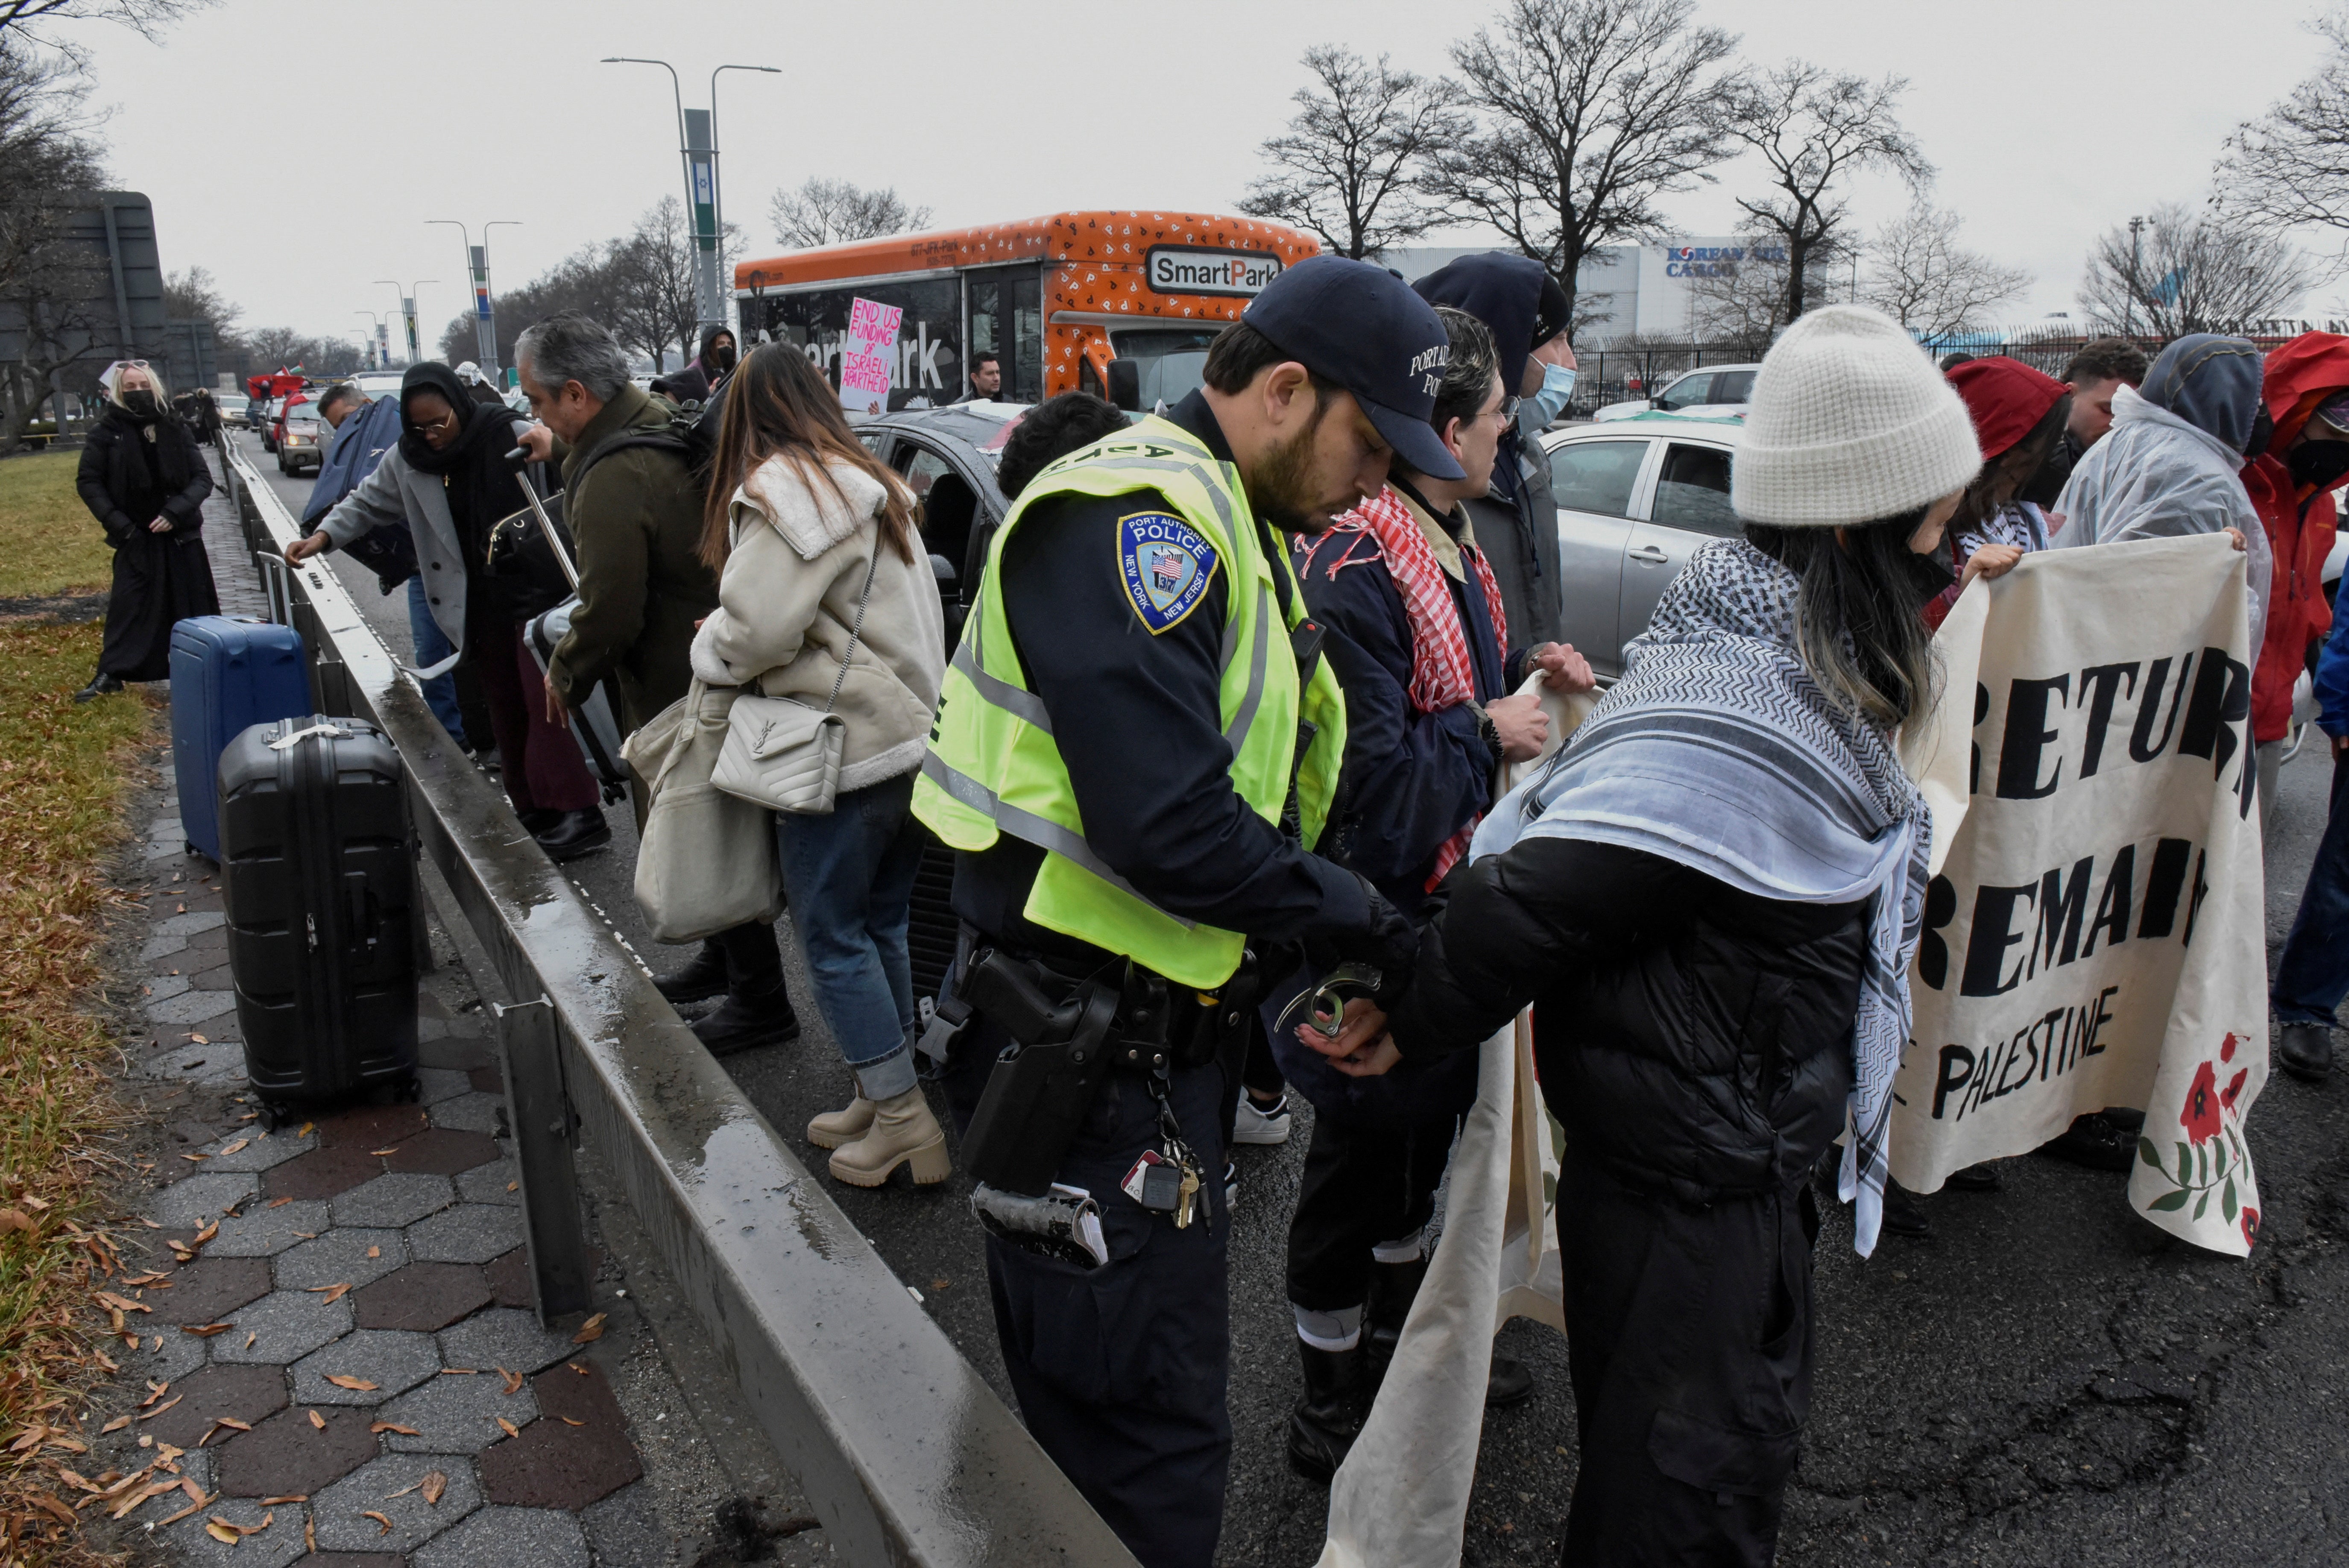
[{"left": 546, "top": 384, "right": 718, "bottom": 733}]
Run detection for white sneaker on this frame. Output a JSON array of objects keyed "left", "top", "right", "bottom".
[{"left": 1233, "top": 1093, "right": 1292, "bottom": 1146}]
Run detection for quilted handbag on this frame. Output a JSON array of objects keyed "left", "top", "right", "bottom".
[{"left": 711, "top": 548, "right": 878, "bottom": 816}]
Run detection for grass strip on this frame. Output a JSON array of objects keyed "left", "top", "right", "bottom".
[
  {"left": 0, "top": 619, "right": 160, "bottom": 1562},
  {"left": 0, "top": 456, "right": 109, "bottom": 602}
]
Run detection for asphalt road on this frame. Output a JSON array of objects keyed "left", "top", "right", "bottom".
[{"left": 250, "top": 428, "right": 2349, "bottom": 1566}]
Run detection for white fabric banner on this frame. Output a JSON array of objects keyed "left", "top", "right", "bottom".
[
  {"left": 1317, "top": 686, "right": 1589, "bottom": 1568},
  {"left": 1890, "top": 534, "right": 2267, "bottom": 1255}
]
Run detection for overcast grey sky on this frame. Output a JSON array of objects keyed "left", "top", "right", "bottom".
[{"left": 64, "top": 0, "right": 2339, "bottom": 344}]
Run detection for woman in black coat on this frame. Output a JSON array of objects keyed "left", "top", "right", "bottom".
[{"left": 75, "top": 361, "right": 218, "bottom": 701}]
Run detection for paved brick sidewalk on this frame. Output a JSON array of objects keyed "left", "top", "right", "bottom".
[{"left": 69, "top": 460, "right": 829, "bottom": 1566}]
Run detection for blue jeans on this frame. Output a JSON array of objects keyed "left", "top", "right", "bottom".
[
  {"left": 2274, "top": 750, "right": 2349, "bottom": 1028},
  {"left": 775, "top": 772, "right": 925, "bottom": 1099},
  {"left": 406, "top": 575, "right": 467, "bottom": 747}
]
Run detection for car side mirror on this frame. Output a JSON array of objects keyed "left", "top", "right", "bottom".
[{"left": 1106, "top": 359, "right": 1142, "bottom": 412}]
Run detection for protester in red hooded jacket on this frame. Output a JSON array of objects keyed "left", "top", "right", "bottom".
[
  {"left": 2241, "top": 332, "right": 2349, "bottom": 833},
  {"left": 1922, "top": 357, "right": 2074, "bottom": 630}
]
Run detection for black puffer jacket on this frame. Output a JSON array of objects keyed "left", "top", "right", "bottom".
[{"left": 1387, "top": 835, "right": 1866, "bottom": 1205}]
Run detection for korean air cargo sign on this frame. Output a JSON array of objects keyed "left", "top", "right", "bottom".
[{"left": 1145, "top": 246, "right": 1284, "bottom": 298}]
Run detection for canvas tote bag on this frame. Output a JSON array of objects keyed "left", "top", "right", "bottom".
[{"left": 626, "top": 680, "right": 784, "bottom": 944}]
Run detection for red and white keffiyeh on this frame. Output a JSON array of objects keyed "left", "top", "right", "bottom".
[{"left": 1302, "top": 484, "right": 1510, "bottom": 887}]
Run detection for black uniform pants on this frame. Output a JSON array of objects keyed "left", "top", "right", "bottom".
[
  {"left": 983, "top": 1025, "right": 1232, "bottom": 1568},
  {"left": 1286, "top": 1111, "right": 1453, "bottom": 1312},
  {"left": 1556, "top": 1153, "right": 1817, "bottom": 1568}
]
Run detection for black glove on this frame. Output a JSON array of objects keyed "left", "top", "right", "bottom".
[{"left": 1303, "top": 870, "right": 1417, "bottom": 1007}]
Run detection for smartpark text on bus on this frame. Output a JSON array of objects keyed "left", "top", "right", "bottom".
[{"left": 732, "top": 210, "right": 1321, "bottom": 413}]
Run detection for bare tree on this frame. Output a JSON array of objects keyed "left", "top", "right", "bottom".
[
  {"left": 2078, "top": 201, "right": 2314, "bottom": 337},
  {"left": 0, "top": 34, "right": 109, "bottom": 450},
  {"left": 767, "top": 178, "right": 931, "bottom": 250},
  {"left": 608, "top": 196, "right": 700, "bottom": 369},
  {"left": 1238, "top": 46, "right": 1465, "bottom": 259},
  {"left": 1860, "top": 205, "right": 2031, "bottom": 339},
  {"left": 0, "top": 0, "right": 209, "bottom": 39},
  {"left": 2216, "top": 8, "right": 2349, "bottom": 271},
  {"left": 1423, "top": 0, "right": 1745, "bottom": 325},
  {"left": 164, "top": 264, "right": 237, "bottom": 331},
  {"left": 243, "top": 325, "right": 310, "bottom": 369},
  {"left": 1686, "top": 234, "right": 1850, "bottom": 355},
  {"left": 1726, "top": 62, "right": 1932, "bottom": 326}
]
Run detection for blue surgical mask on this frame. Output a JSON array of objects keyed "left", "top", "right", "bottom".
[{"left": 1527, "top": 362, "right": 1577, "bottom": 429}]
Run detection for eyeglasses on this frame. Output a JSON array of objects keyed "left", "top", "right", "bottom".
[{"left": 1497, "top": 396, "right": 1522, "bottom": 425}]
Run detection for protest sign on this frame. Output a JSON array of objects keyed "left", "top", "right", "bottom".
[
  {"left": 1890, "top": 535, "right": 2266, "bottom": 1256},
  {"left": 838, "top": 296, "right": 903, "bottom": 415}
]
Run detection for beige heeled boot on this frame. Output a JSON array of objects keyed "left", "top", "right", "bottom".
[
  {"left": 827, "top": 1087, "right": 952, "bottom": 1187},
  {"left": 806, "top": 1096, "right": 876, "bottom": 1150}
]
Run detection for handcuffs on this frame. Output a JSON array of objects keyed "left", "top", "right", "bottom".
[{"left": 1274, "top": 962, "right": 1385, "bottom": 1041}]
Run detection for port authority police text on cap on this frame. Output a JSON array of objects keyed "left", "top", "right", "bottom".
[{"left": 1239, "top": 255, "right": 1465, "bottom": 483}]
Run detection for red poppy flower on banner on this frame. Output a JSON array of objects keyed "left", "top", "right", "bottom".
[
  {"left": 2222, "top": 1068, "right": 2248, "bottom": 1110},
  {"left": 2181, "top": 1060, "right": 2222, "bottom": 1144},
  {"left": 2241, "top": 1207, "right": 2260, "bottom": 1247}
]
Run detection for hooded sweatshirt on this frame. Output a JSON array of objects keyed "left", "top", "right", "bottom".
[
  {"left": 2241, "top": 333, "right": 2349, "bottom": 743},
  {"left": 1412, "top": 252, "right": 1573, "bottom": 659},
  {"left": 2051, "top": 334, "right": 2271, "bottom": 655}
]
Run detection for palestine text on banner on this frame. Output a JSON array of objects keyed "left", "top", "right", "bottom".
[{"left": 1890, "top": 533, "right": 2266, "bottom": 1256}]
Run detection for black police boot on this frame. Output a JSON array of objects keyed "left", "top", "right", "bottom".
[
  {"left": 517, "top": 808, "right": 561, "bottom": 837},
  {"left": 691, "top": 975, "right": 802, "bottom": 1056},
  {"left": 1287, "top": 1338, "right": 1368, "bottom": 1484},
  {"left": 73, "top": 672, "right": 124, "bottom": 703},
  {"left": 1879, "top": 1180, "right": 1932, "bottom": 1238},
  {"left": 1364, "top": 1257, "right": 1428, "bottom": 1390},
  {"left": 655, "top": 938, "right": 731, "bottom": 1006},
  {"left": 533, "top": 807, "right": 610, "bottom": 862},
  {"left": 1945, "top": 1162, "right": 2004, "bottom": 1192},
  {"left": 2037, "top": 1111, "right": 2138, "bottom": 1172},
  {"left": 1366, "top": 1256, "right": 1535, "bottom": 1409},
  {"left": 2279, "top": 1023, "right": 2334, "bottom": 1084}
]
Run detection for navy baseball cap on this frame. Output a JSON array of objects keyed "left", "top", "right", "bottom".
[{"left": 1240, "top": 255, "right": 1464, "bottom": 482}]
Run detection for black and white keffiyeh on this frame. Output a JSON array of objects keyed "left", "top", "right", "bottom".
[{"left": 1470, "top": 536, "right": 1930, "bottom": 1256}]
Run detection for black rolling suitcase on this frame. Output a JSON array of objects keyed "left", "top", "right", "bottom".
[{"left": 218, "top": 716, "right": 419, "bottom": 1116}]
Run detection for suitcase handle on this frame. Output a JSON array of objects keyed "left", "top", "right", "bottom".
[{"left": 344, "top": 872, "right": 377, "bottom": 955}]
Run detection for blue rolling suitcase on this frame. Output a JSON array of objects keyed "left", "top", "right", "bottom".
[{"left": 169, "top": 616, "right": 309, "bottom": 861}]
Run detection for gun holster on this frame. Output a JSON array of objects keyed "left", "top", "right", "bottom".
[{"left": 959, "top": 951, "right": 1124, "bottom": 1196}]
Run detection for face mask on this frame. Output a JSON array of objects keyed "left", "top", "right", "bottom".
[
  {"left": 1903, "top": 536, "right": 1957, "bottom": 601},
  {"left": 2243, "top": 407, "right": 2274, "bottom": 460},
  {"left": 123, "top": 390, "right": 158, "bottom": 418},
  {"left": 2288, "top": 440, "right": 2349, "bottom": 490},
  {"left": 710, "top": 344, "right": 737, "bottom": 373},
  {"left": 2018, "top": 440, "right": 2071, "bottom": 509},
  {"left": 1528, "top": 362, "right": 1577, "bottom": 428}
]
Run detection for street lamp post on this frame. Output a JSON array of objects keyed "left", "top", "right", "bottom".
[
  {"left": 427, "top": 221, "right": 522, "bottom": 377},
  {"left": 374, "top": 280, "right": 435, "bottom": 366},
  {"left": 603, "top": 57, "right": 779, "bottom": 340},
  {"left": 353, "top": 310, "right": 391, "bottom": 369},
  {"left": 2127, "top": 215, "right": 2145, "bottom": 338}
]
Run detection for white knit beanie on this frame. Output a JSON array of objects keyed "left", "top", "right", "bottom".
[{"left": 1731, "top": 305, "right": 1981, "bottom": 528}]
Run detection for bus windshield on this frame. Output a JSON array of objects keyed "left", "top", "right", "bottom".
[{"left": 1113, "top": 327, "right": 1220, "bottom": 409}]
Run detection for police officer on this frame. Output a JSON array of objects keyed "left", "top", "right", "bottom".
[{"left": 911, "top": 257, "right": 1454, "bottom": 1568}]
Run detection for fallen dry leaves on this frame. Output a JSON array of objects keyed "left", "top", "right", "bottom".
[
  {"left": 572, "top": 1311, "right": 606, "bottom": 1344},
  {"left": 362, "top": 1508, "right": 394, "bottom": 1535},
  {"left": 422, "top": 1469, "right": 447, "bottom": 1505},
  {"left": 495, "top": 1417, "right": 519, "bottom": 1438},
  {"left": 307, "top": 1410, "right": 325, "bottom": 1432},
  {"left": 369, "top": 1421, "right": 419, "bottom": 1436},
  {"left": 498, "top": 1367, "right": 522, "bottom": 1395},
  {"left": 307, "top": 1281, "right": 352, "bottom": 1304}
]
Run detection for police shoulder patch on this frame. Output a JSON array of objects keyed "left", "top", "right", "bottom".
[{"left": 1116, "top": 511, "right": 1218, "bottom": 634}]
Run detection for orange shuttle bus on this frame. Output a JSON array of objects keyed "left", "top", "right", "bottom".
[{"left": 732, "top": 210, "right": 1321, "bottom": 412}]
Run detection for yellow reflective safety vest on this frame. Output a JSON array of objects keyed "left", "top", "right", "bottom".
[{"left": 911, "top": 415, "right": 1347, "bottom": 990}]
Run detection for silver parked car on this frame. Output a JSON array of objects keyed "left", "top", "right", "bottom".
[
  {"left": 1541, "top": 413, "right": 1742, "bottom": 680},
  {"left": 1592, "top": 363, "right": 1760, "bottom": 422}
]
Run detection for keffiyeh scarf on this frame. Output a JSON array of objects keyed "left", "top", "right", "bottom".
[{"left": 1470, "top": 536, "right": 1930, "bottom": 1256}]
